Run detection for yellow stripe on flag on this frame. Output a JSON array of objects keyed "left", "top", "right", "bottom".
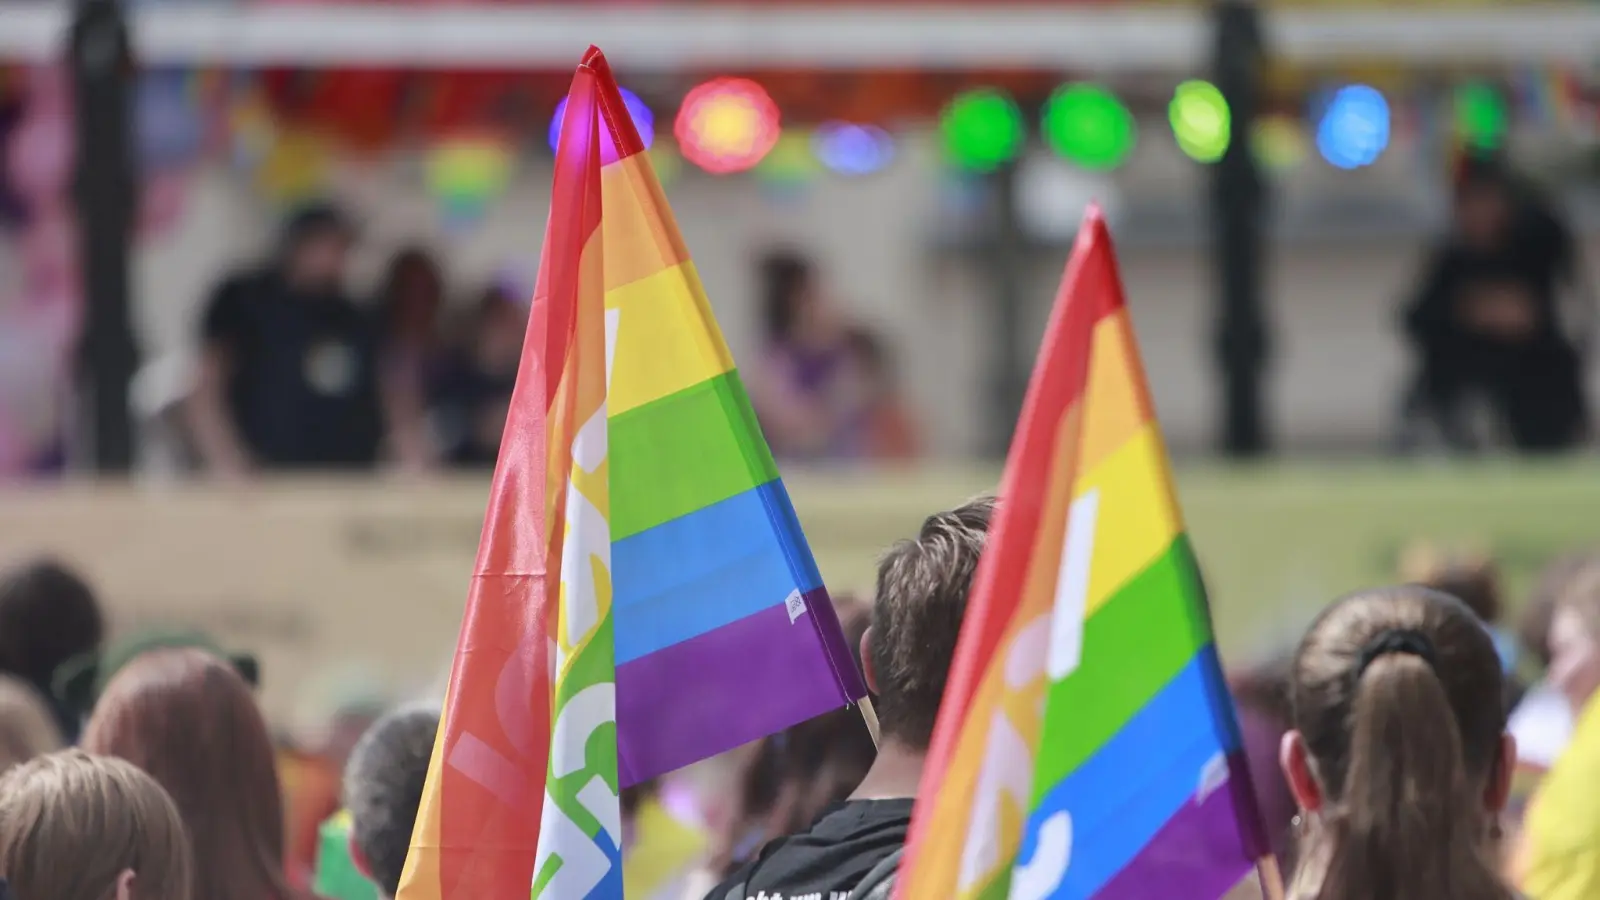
[
  {"left": 604, "top": 261, "right": 735, "bottom": 416},
  {"left": 1074, "top": 422, "right": 1182, "bottom": 618},
  {"left": 601, "top": 154, "right": 690, "bottom": 292},
  {"left": 1077, "top": 309, "right": 1153, "bottom": 477}
]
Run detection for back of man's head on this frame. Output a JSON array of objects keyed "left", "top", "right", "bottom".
[
  {"left": 0, "top": 559, "right": 103, "bottom": 690},
  {"left": 343, "top": 706, "right": 439, "bottom": 897},
  {"left": 868, "top": 495, "right": 995, "bottom": 749}
]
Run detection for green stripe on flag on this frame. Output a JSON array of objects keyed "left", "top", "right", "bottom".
[
  {"left": 1030, "top": 536, "right": 1217, "bottom": 799},
  {"left": 609, "top": 371, "right": 780, "bottom": 540}
]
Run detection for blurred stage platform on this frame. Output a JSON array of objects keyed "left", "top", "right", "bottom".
[{"left": 4, "top": 461, "right": 1596, "bottom": 722}]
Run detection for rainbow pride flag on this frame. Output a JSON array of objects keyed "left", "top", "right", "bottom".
[
  {"left": 398, "top": 48, "right": 866, "bottom": 900},
  {"left": 898, "top": 208, "right": 1271, "bottom": 900}
]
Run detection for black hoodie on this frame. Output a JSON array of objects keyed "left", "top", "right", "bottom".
[{"left": 706, "top": 798, "right": 912, "bottom": 900}]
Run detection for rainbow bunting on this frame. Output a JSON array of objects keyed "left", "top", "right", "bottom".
[
  {"left": 397, "top": 47, "right": 866, "bottom": 900},
  {"left": 898, "top": 208, "right": 1271, "bottom": 900}
]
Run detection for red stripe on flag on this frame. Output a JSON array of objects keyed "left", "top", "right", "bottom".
[
  {"left": 427, "top": 55, "right": 605, "bottom": 899},
  {"left": 585, "top": 46, "right": 649, "bottom": 162},
  {"left": 898, "top": 208, "right": 1115, "bottom": 895}
]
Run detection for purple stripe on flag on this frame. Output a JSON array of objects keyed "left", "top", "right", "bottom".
[
  {"left": 615, "top": 588, "right": 862, "bottom": 786},
  {"left": 1096, "top": 754, "right": 1259, "bottom": 900},
  {"left": 801, "top": 582, "right": 869, "bottom": 700}
]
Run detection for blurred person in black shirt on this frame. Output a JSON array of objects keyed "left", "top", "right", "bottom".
[
  {"left": 705, "top": 497, "right": 994, "bottom": 900},
  {"left": 1402, "top": 154, "right": 1595, "bottom": 452},
  {"left": 186, "top": 203, "right": 383, "bottom": 474},
  {"left": 430, "top": 282, "right": 526, "bottom": 468}
]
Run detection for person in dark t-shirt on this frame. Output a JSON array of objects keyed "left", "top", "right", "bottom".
[
  {"left": 186, "top": 203, "right": 383, "bottom": 473},
  {"left": 1402, "top": 154, "right": 1594, "bottom": 452},
  {"left": 704, "top": 496, "right": 995, "bottom": 900}
]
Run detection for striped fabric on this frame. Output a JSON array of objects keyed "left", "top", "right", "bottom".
[
  {"left": 397, "top": 48, "right": 864, "bottom": 900},
  {"left": 898, "top": 209, "right": 1270, "bottom": 900},
  {"left": 595, "top": 62, "right": 865, "bottom": 789}
]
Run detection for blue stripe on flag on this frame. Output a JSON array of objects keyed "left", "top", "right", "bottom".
[
  {"left": 612, "top": 481, "right": 823, "bottom": 664},
  {"left": 1016, "top": 646, "right": 1240, "bottom": 900}
]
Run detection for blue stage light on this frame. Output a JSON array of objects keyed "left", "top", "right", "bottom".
[
  {"left": 811, "top": 122, "right": 895, "bottom": 176},
  {"left": 549, "top": 86, "right": 654, "bottom": 155},
  {"left": 1316, "top": 84, "right": 1390, "bottom": 170}
]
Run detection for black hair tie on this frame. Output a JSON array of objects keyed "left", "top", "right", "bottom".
[{"left": 1355, "top": 628, "right": 1437, "bottom": 679}]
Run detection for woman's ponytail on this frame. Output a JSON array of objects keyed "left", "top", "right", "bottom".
[
  {"left": 1314, "top": 646, "right": 1505, "bottom": 900},
  {"left": 1288, "top": 590, "right": 1513, "bottom": 900}
]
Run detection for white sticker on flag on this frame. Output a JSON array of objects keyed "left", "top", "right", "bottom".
[
  {"left": 1197, "top": 750, "right": 1231, "bottom": 804},
  {"left": 785, "top": 590, "right": 807, "bottom": 623},
  {"left": 1047, "top": 489, "right": 1101, "bottom": 681}
]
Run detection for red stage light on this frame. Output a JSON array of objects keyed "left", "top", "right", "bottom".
[{"left": 674, "top": 77, "right": 781, "bottom": 174}]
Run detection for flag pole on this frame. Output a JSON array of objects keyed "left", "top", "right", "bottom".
[
  {"left": 858, "top": 696, "right": 881, "bottom": 748},
  {"left": 1256, "top": 855, "right": 1285, "bottom": 900}
]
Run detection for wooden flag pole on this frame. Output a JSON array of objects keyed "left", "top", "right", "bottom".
[
  {"left": 1256, "top": 855, "right": 1286, "bottom": 900},
  {"left": 858, "top": 696, "right": 882, "bottom": 748}
]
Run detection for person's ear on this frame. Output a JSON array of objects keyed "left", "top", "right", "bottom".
[
  {"left": 1280, "top": 730, "right": 1324, "bottom": 813},
  {"left": 348, "top": 832, "right": 374, "bottom": 880},
  {"left": 1487, "top": 731, "right": 1518, "bottom": 813},
  {"left": 859, "top": 627, "right": 879, "bottom": 696},
  {"left": 113, "top": 869, "right": 136, "bottom": 900}
]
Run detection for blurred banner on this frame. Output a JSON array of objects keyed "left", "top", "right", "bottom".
[
  {"left": 5, "top": 3, "right": 1598, "bottom": 69},
  {"left": 1, "top": 464, "right": 1597, "bottom": 722}
]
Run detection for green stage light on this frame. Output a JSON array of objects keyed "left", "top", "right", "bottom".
[
  {"left": 1042, "top": 83, "right": 1135, "bottom": 171},
  {"left": 940, "top": 88, "right": 1025, "bottom": 172},
  {"left": 1170, "top": 80, "right": 1230, "bottom": 163},
  {"left": 1455, "top": 82, "right": 1508, "bottom": 151}
]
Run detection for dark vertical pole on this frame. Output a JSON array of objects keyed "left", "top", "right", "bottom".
[
  {"left": 68, "top": 0, "right": 138, "bottom": 472},
  {"left": 1211, "top": 0, "right": 1270, "bottom": 456},
  {"left": 988, "top": 162, "right": 1028, "bottom": 456}
]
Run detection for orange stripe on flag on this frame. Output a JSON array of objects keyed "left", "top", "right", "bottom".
[
  {"left": 601, "top": 154, "right": 691, "bottom": 292},
  {"left": 1077, "top": 309, "right": 1154, "bottom": 477},
  {"left": 898, "top": 215, "right": 1104, "bottom": 899},
  {"left": 898, "top": 397, "right": 1084, "bottom": 898}
]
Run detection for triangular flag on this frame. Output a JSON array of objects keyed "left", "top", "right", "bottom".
[
  {"left": 897, "top": 207, "right": 1274, "bottom": 900},
  {"left": 398, "top": 47, "right": 867, "bottom": 900}
]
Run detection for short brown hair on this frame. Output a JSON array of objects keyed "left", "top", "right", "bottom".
[
  {"left": 0, "top": 749, "right": 192, "bottom": 900},
  {"left": 1288, "top": 587, "right": 1512, "bottom": 900},
  {"left": 869, "top": 495, "right": 995, "bottom": 747},
  {"left": 1398, "top": 546, "right": 1503, "bottom": 624},
  {"left": 83, "top": 648, "right": 292, "bottom": 900}
]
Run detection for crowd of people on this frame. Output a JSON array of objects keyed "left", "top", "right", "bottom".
[
  {"left": 4, "top": 502, "right": 1600, "bottom": 899},
  {"left": 182, "top": 202, "right": 533, "bottom": 476},
  {"left": 175, "top": 205, "right": 919, "bottom": 478}
]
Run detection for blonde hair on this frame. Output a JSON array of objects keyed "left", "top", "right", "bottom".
[
  {"left": 0, "top": 674, "right": 64, "bottom": 772},
  {"left": 0, "top": 750, "right": 192, "bottom": 900}
]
